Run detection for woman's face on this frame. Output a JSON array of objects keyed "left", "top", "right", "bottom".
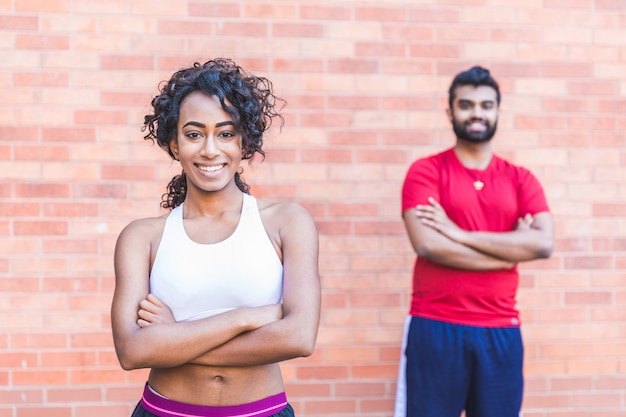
[{"left": 170, "top": 91, "right": 243, "bottom": 196}]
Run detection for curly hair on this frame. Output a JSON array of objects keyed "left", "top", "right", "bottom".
[{"left": 142, "top": 58, "right": 285, "bottom": 209}]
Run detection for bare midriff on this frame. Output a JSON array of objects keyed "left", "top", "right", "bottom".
[{"left": 148, "top": 363, "right": 284, "bottom": 406}]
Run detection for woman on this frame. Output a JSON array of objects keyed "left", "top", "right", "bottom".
[{"left": 111, "top": 58, "right": 320, "bottom": 417}]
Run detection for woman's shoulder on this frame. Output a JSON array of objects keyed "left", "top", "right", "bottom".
[
  {"left": 117, "top": 212, "right": 170, "bottom": 244},
  {"left": 255, "top": 197, "right": 317, "bottom": 238},
  {"left": 256, "top": 197, "right": 312, "bottom": 221}
]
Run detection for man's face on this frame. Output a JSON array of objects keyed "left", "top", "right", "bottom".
[{"left": 448, "top": 85, "right": 499, "bottom": 143}]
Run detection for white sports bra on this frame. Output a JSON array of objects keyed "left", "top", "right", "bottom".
[{"left": 150, "top": 193, "right": 284, "bottom": 321}]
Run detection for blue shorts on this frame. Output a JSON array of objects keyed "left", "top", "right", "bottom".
[{"left": 404, "top": 316, "right": 523, "bottom": 417}]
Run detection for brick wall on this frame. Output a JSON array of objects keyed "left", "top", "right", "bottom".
[{"left": 1, "top": 1, "right": 625, "bottom": 416}]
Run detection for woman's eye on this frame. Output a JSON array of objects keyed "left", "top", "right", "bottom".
[{"left": 219, "top": 131, "right": 236, "bottom": 139}]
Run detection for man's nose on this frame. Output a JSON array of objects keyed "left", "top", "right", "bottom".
[{"left": 470, "top": 104, "right": 484, "bottom": 118}]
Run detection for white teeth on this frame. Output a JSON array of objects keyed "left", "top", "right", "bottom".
[{"left": 199, "top": 164, "right": 225, "bottom": 172}]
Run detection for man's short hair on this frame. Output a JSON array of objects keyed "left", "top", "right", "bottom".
[{"left": 448, "top": 66, "right": 501, "bottom": 109}]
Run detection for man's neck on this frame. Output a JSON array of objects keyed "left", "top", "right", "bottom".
[{"left": 453, "top": 140, "right": 493, "bottom": 170}]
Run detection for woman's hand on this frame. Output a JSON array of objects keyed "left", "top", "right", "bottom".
[
  {"left": 137, "top": 294, "right": 175, "bottom": 327},
  {"left": 137, "top": 293, "right": 283, "bottom": 331},
  {"left": 244, "top": 304, "right": 284, "bottom": 329}
]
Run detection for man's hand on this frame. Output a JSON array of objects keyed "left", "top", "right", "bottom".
[
  {"left": 137, "top": 294, "right": 175, "bottom": 328},
  {"left": 416, "top": 197, "right": 467, "bottom": 243},
  {"left": 516, "top": 213, "right": 533, "bottom": 231}
]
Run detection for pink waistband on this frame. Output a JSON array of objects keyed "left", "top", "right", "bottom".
[{"left": 140, "top": 383, "right": 288, "bottom": 417}]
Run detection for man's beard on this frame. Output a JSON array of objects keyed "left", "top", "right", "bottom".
[{"left": 452, "top": 118, "right": 498, "bottom": 143}]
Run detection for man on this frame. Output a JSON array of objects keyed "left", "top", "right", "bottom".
[{"left": 394, "top": 66, "right": 554, "bottom": 417}]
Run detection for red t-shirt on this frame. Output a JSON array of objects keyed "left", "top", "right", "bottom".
[{"left": 402, "top": 148, "right": 550, "bottom": 327}]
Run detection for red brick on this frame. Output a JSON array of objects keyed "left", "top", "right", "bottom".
[
  {"left": 299, "top": 112, "right": 352, "bottom": 128},
  {"left": 0, "top": 126, "right": 40, "bottom": 142},
  {"left": 15, "top": 184, "right": 69, "bottom": 199},
  {"left": 304, "top": 399, "right": 356, "bottom": 414},
  {"left": 328, "top": 59, "right": 378, "bottom": 74},
  {"left": 361, "top": 398, "right": 394, "bottom": 413},
  {"left": 218, "top": 22, "right": 268, "bottom": 37},
  {"left": 285, "top": 383, "right": 330, "bottom": 398},
  {"left": 544, "top": 0, "right": 593, "bottom": 7},
  {"left": 0, "top": 389, "right": 43, "bottom": 404},
  {"left": 490, "top": 28, "right": 542, "bottom": 43},
  {"left": 356, "top": 149, "right": 406, "bottom": 164},
  {"left": 301, "top": 6, "right": 351, "bottom": 20},
  {"left": 43, "top": 239, "right": 98, "bottom": 254},
  {"left": 0, "top": 15, "right": 38, "bottom": 30},
  {"left": 437, "top": 27, "right": 490, "bottom": 41},
  {"left": 101, "top": 165, "right": 156, "bottom": 181},
  {"left": 565, "top": 291, "right": 612, "bottom": 305},
  {"left": 382, "top": 59, "right": 434, "bottom": 75},
  {"left": 70, "top": 332, "right": 114, "bottom": 348},
  {"left": 101, "top": 91, "right": 151, "bottom": 107},
  {"left": 568, "top": 80, "right": 619, "bottom": 96},
  {"left": 593, "top": 204, "right": 626, "bottom": 217},
  {"left": 350, "top": 292, "right": 403, "bottom": 308},
  {"left": 41, "top": 127, "right": 96, "bottom": 143},
  {"left": 15, "top": 35, "right": 69, "bottom": 50},
  {"left": 409, "top": 8, "right": 460, "bottom": 23},
  {"left": 47, "top": 388, "right": 101, "bottom": 403},
  {"left": 74, "top": 110, "right": 127, "bottom": 125},
  {"left": 356, "top": 7, "right": 407, "bottom": 22},
  {"left": 541, "top": 98, "right": 590, "bottom": 113},
  {"left": 11, "top": 333, "right": 67, "bottom": 348},
  {"left": 280, "top": 95, "right": 324, "bottom": 110},
  {"left": 272, "top": 58, "right": 324, "bottom": 73},
  {"left": 382, "top": 25, "right": 434, "bottom": 42},
  {"left": 0, "top": 202, "right": 39, "bottom": 216},
  {"left": 13, "top": 370, "right": 68, "bottom": 385},
  {"left": 315, "top": 221, "right": 351, "bottom": 235},
  {"left": 14, "top": 221, "right": 68, "bottom": 236},
  {"left": 595, "top": 0, "right": 624, "bottom": 8},
  {"left": 410, "top": 44, "right": 461, "bottom": 59},
  {"left": 15, "top": 145, "right": 69, "bottom": 161},
  {"left": 72, "top": 184, "right": 127, "bottom": 199},
  {"left": 158, "top": 20, "right": 215, "bottom": 35},
  {"left": 297, "top": 365, "right": 349, "bottom": 380},
  {"left": 243, "top": 4, "right": 296, "bottom": 19},
  {"left": 329, "top": 96, "right": 379, "bottom": 112},
  {"left": 514, "top": 115, "right": 565, "bottom": 130},
  {"left": 188, "top": 2, "right": 240, "bottom": 17},
  {"left": 14, "top": 72, "right": 69, "bottom": 87},
  {"left": 356, "top": 42, "right": 406, "bottom": 57},
  {"left": 42, "top": 276, "right": 98, "bottom": 292},
  {"left": 383, "top": 96, "right": 433, "bottom": 111},
  {"left": 0, "top": 277, "right": 39, "bottom": 292},
  {"left": 272, "top": 23, "right": 324, "bottom": 38},
  {"left": 329, "top": 131, "right": 378, "bottom": 146}
]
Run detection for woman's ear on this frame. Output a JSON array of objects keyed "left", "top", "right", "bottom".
[{"left": 169, "top": 138, "right": 179, "bottom": 160}]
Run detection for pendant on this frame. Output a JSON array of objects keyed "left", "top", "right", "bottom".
[{"left": 473, "top": 180, "right": 484, "bottom": 191}]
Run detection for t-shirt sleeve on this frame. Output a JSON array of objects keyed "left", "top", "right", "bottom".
[
  {"left": 518, "top": 168, "right": 550, "bottom": 216},
  {"left": 401, "top": 157, "right": 440, "bottom": 213}
]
